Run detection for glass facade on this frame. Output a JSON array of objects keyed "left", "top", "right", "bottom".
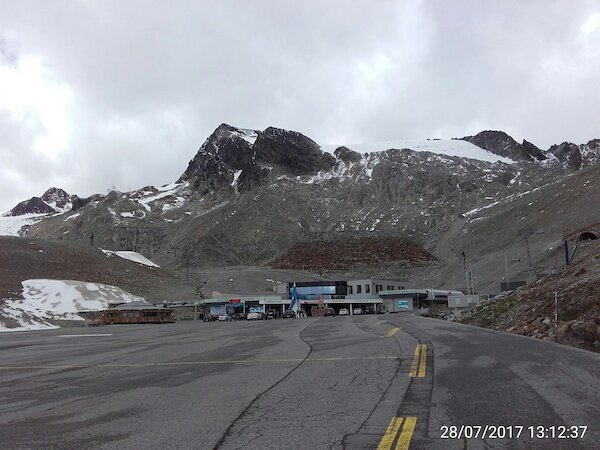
[
  {"left": 296, "top": 285, "right": 336, "bottom": 299},
  {"left": 290, "top": 282, "right": 347, "bottom": 300},
  {"left": 288, "top": 280, "right": 405, "bottom": 300}
]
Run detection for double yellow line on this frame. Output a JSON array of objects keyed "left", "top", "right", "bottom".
[
  {"left": 409, "top": 344, "right": 427, "bottom": 377},
  {"left": 384, "top": 327, "right": 401, "bottom": 338},
  {"left": 377, "top": 416, "right": 417, "bottom": 450}
]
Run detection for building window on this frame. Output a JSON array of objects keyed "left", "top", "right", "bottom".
[
  {"left": 375, "top": 284, "right": 379, "bottom": 293},
  {"left": 387, "top": 285, "right": 391, "bottom": 290},
  {"left": 379, "top": 285, "right": 383, "bottom": 291},
  {"left": 349, "top": 285, "right": 353, "bottom": 294},
  {"left": 391, "top": 286, "right": 395, "bottom": 291},
  {"left": 357, "top": 285, "right": 362, "bottom": 294},
  {"left": 366, "top": 284, "right": 370, "bottom": 293}
]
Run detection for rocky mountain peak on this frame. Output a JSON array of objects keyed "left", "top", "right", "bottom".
[
  {"left": 8, "top": 197, "right": 56, "bottom": 216},
  {"left": 547, "top": 142, "right": 582, "bottom": 170},
  {"left": 460, "top": 130, "right": 545, "bottom": 162},
  {"left": 41, "top": 187, "right": 72, "bottom": 210},
  {"left": 334, "top": 146, "right": 362, "bottom": 164},
  {"left": 177, "top": 123, "right": 259, "bottom": 189},
  {"left": 253, "top": 126, "right": 336, "bottom": 175},
  {"left": 521, "top": 140, "right": 546, "bottom": 160}
]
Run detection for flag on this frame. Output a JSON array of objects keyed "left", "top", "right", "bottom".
[{"left": 290, "top": 283, "right": 299, "bottom": 312}]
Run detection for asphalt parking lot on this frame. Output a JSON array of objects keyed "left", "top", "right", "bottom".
[{"left": 1, "top": 314, "right": 599, "bottom": 449}]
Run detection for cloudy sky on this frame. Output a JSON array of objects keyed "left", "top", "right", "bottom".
[{"left": 1, "top": 1, "right": 599, "bottom": 212}]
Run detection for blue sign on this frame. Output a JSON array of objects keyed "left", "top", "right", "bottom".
[{"left": 397, "top": 300, "right": 410, "bottom": 309}]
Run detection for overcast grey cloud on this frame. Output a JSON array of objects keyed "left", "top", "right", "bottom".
[{"left": 1, "top": 0, "right": 599, "bottom": 212}]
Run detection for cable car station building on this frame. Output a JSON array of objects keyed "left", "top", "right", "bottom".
[
  {"left": 194, "top": 279, "right": 466, "bottom": 317},
  {"left": 276, "top": 279, "right": 408, "bottom": 315}
]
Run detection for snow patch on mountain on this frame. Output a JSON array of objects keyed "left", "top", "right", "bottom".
[
  {"left": 463, "top": 185, "right": 548, "bottom": 221},
  {"left": 0, "top": 213, "right": 47, "bottom": 236},
  {"left": 137, "top": 182, "right": 187, "bottom": 212},
  {"left": 229, "top": 128, "right": 259, "bottom": 145},
  {"left": 232, "top": 169, "right": 243, "bottom": 187},
  {"left": 321, "top": 139, "right": 514, "bottom": 164},
  {"left": 101, "top": 250, "right": 160, "bottom": 267}
]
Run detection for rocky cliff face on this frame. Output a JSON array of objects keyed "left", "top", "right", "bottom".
[
  {"left": 8, "top": 197, "right": 57, "bottom": 216},
  {"left": 546, "top": 140, "right": 600, "bottom": 170},
  {"left": 177, "top": 123, "right": 257, "bottom": 192},
  {"left": 460, "top": 131, "right": 600, "bottom": 170},
  {"left": 459, "top": 130, "right": 546, "bottom": 162},
  {"left": 178, "top": 123, "right": 337, "bottom": 194},
  {"left": 253, "top": 126, "right": 336, "bottom": 175}
]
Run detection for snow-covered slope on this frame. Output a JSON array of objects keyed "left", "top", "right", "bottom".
[
  {"left": 321, "top": 139, "right": 515, "bottom": 164},
  {"left": 0, "top": 213, "right": 47, "bottom": 236},
  {"left": 229, "top": 127, "right": 259, "bottom": 145},
  {"left": 0, "top": 279, "right": 145, "bottom": 332},
  {"left": 101, "top": 250, "right": 160, "bottom": 267}
]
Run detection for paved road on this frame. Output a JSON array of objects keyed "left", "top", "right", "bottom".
[{"left": 1, "top": 314, "right": 598, "bottom": 449}]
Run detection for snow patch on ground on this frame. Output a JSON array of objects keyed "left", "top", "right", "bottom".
[
  {"left": 0, "top": 280, "right": 145, "bottom": 332},
  {"left": 162, "top": 197, "right": 186, "bottom": 212},
  {"left": 0, "top": 213, "right": 47, "bottom": 236},
  {"left": 101, "top": 250, "right": 160, "bottom": 267}
]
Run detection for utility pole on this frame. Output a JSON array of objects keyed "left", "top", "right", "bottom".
[
  {"left": 524, "top": 231, "right": 532, "bottom": 270},
  {"left": 504, "top": 252, "right": 510, "bottom": 290},
  {"left": 469, "top": 262, "right": 475, "bottom": 294},
  {"left": 555, "top": 291, "right": 559, "bottom": 340},
  {"left": 462, "top": 251, "right": 470, "bottom": 294}
]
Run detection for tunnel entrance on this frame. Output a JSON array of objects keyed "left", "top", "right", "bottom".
[{"left": 578, "top": 231, "right": 599, "bottom": 241}]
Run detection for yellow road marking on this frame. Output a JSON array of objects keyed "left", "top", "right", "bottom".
[
  {"left": 417, "top": 344, "right": 427, "bottom": 378},
  {"left": 377, "top": 416, "right": 418, "bottom": 450},
  {"left": 377, "top": 417, "right": 404, "bottom": 450},
  {"left": 409, "top": 345, "right": 420, "bottom": 377},
  {"left": 409, "top": 344, "right": 426, "bottom": 377},
  {"left": 384, "top": 327, "right": 401, "bottom": 338},
  {"left": 395, "top": 417, "right": 417, "bottom": 450}
]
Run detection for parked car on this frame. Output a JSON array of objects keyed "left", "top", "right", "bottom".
[
  {"left": 353, "top": 308, "right": 363, "bottom": 315},
  {"left": 203, "top": 314, "right": 217, "bottom": 322},
  {"left": 364, "top": 306, "right": 376, "bottom": 314},
  {"left": 218, "top": 313, "right": 232, "bottom": 321},
  {"left": 339, "top": 308, "right": 349, "bottom": 316},
  {"left": 283, "top": 310, "right": 296, "bottom": 319},
  {"left": 247, "top": 311, "right": 263, "bottom": 320},
  {"left": 232, "top": 312, "right": 246, "bottom": 321},
  {"left": 324, "top": 307, "right": 335, "bottom": 317},
  {"left": 266, "top": 310, "right": 279, "bottom": 319}
]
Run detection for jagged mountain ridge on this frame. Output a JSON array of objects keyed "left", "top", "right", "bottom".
[
  {"left": 4, "top": 187, "right": 106, "bottom": 217},
  {"left": 458, "top": 130, "right": 600, "bottom": 169},
  {"left": 4, "top": 124, "right": 599, "bottom": 281}
]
